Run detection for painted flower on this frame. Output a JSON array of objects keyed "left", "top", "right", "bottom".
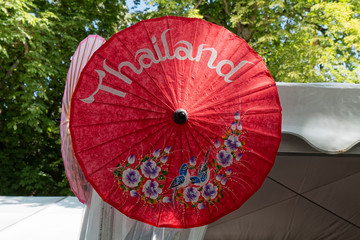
[
  {"left": 225, "top": 168, "right": 233, "bottom": 175},
  {"left": 236, "top": 153, "right": 243, "bottom": 161},
  {"left": 160, "top": 156, "right": 168, "bottom": 164},
  {"left": 202, "top": 183, "right": 218, "bottom": 200},
  {"left": 197, "top": 202, "right": 206, "bottom": 210},
  {"left": 122, "top": 168, "right": 141, "bottom": 188},
  {"left": 216, "top": 150, "right": 233, "bottom": 167},
  {"left": 214, "top": 139, "right": 221, "bottom": 149},
  {"left": 183, "top": 187, "right": 200, "bottom": 203},
  {"left": 231, "top": 122, "right": 236, "bottom": 131},
  {"left": 189, "top": 156, "right": 196, "bottom": 166},
  {"left": 142, "top": 180, "right": 162, "bottom": 199},
  {"left": 141, "top": 160, "right": 161, "bottom": 179},
  {"left": 237, "top": 122, "right": 242, "bottom": 131},
  {"left": 234, "top": 111, "right": 240, "bottom": 120},
  {"left": 221, "top": 178, "right": 228, "bottom": 185},
  {"left": 224, "top": 135, "right": 241, "bottom": 152},
  {"left": 128, "top": 154, "right": 135, "bottom": 164},
  {"left": 216, "top": 174, "right": 223, "bottom": 181},
  {"left": 130, "top": 190, "right": 139, "bottom": 197},
  {"left": 153, "top": 149, "right": 161, "bottom": 158},
  {"left": 162, "top": 196, "right": 171, "bottom": 203},
  {"left": 164, "top": 146, "right": 171, "bottom": 154}
]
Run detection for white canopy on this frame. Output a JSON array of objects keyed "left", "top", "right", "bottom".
[{"left": 278, "top": 82, "right": 360, "bottom": 154}]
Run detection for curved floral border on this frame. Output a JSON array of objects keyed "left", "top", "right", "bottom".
[{"left": 113, "top": 111, "right": 247, "bottom": 209}]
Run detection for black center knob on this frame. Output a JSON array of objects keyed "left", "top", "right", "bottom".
[{"left": 173, "top": 109, "right": 188, "bottom": 124}]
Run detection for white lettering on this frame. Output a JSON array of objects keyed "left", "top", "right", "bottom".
[
  {"left": 80, "top": 70, "right": 126, "bottom": 103},
  {"left": 82, "top": 29, "right": 253, "bottom": 103}
]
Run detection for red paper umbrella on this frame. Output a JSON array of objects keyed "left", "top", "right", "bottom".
[
  {"left": 69, "top": 16, "right": 281, "bottom": 228},
  {"left": 61, "top": 35, "right": 105, "bottom": 203}
]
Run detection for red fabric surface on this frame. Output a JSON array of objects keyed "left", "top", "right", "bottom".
[{"left": 69, "top": 16, "right": 282, "bottom": 228}]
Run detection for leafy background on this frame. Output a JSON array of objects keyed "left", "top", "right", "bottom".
[{"left": 0, "top": 0, "right": 359, "bottom": 196}]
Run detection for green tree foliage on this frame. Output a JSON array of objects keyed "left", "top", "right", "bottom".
[
  {"left": 0, "top": 0, "right": 128, "bottom": 195},
  {"left": 1, "top": 0, "right": 359, "bottom": 196},
  {"left": 139, "top": 0, "right": 360, "bottom": 83}
]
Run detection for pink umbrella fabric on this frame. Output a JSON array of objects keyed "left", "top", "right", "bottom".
[{"left": 61, "top": 35, "right": 106, "bottom": 203}]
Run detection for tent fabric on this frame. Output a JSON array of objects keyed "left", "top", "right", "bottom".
[
  {"left": 277, "top": 82, "right": 360, "bottom": 154},
  {"left": 205, "top": 153, "right": 360, "bottom": 240}
]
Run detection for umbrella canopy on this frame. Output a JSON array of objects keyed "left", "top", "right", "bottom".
[
  {"left": 61, "top": 35, "right": 106, "bottom": 203},
  {"left": 69, "top": 16, "right": 282, "bottom": 228}
]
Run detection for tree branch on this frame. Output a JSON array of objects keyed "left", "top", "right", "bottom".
[
  {"left": 222, "top": 0, "right": 231, "bottom": 17},
  {"left": 203, "top": 15, "right": 222, "bottom": 26},
  {"left": 194, "top": 0, "right": 202, "bottom": 9},
  {"left": 5, "top": 41, "right": 29, "bottom": 80}
]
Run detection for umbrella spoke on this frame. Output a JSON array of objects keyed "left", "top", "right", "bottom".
[
  {"left": 99, "top": 44, "right": 175, "bottom": 110},
  {"left": 75, "top": 119, "right": 171, "bottom": 154},
  {"left": 191, "top": 107, "right": 281, "bottom": 119},
  {"left": 87, "top": 121, "right": 174, "bottom": 177},
  {"left": 71, "top": 116, "right": 169, "bottom": 128},
  {"left": 191, "top": 78, "right": 276, "bottom": 115},
  {"left": 190, "top": 59, "right": 264, "bottom": 111}
]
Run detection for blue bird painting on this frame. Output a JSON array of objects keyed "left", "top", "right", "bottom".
[
  {"left": 170, "top": 163, "right": 191, "bottom": 206},
  {"left": 190, "top": 148, "right": 211, "bottom": 187}
]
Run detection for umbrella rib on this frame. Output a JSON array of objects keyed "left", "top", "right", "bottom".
[
  {"left": 165, "top": 16, "right": 180, "bottom": 108},
  {"left": 247, "top": 149, "right": 274, "bottom": 165},
  {"left": 75, "top": 119, "right": 171, "bottom": 154},
  {"left": 71, "top": 37, "right": 87, "bottom": 92},
  {"left": 156, "top": 125, "right": 177, "bottom": 226},
  {"left": 184, "top": 124, "right": 203, "bottom": 152},
  {"left": 246, "top": 128, "right": 282, "bottom": 140},
  {"left": 142, "top": 20, "right": 179, "bottom": 108},
  {"left": 190, "top": 118, "right": 227, "bottom": 132},
  {"left": 192, "top": 117, "right": 281, "bottom": 141},
  {"left": 148, "top": 123, "right": 176, "bottom": 153},
  {"left": 73, "top": 37, "right": 99, "bottom": 91},
  {"left": 104, "top": 79, "right": 171, "bottom": 111},
  {"left": 180, "top": 19, "right": 199, "bottom": 106},
  {"left": 191, "top": 96, "right": 281, "bottom": 117},
  {"left": 102, "top": 180, "right": 121, "bottom": 201},
  {"left": 82, "top": 57, "right": 173, "bottom": 112},
  {"left": 112, "top": 35, "right": 175, "bottom": 110},
  {"left": 190, "top": 59, "right": 264, "bottom": 111},
  {"left": 87, "top": 121, "right": 174, "bottom": 177},
  {"left": 187, "top": 23, "right": 242, "bottom": 108},
  {"left": 191, "top": 93, "right": 280, "bottom": 118},
  {"left": 87, "top": 37, "right": 100, "bottom": 62},
  {"left": 179, "top": 125, "right": 187, "bottom": 227},
  {"left": 163, "top": 126, "right": 180, "bottom": 170},
  {"left": 192, "top": 108, "right": 281, "bottom": 118},
  {"left": 182, "top": 125, "right": 195, "bottom": 159},
  {"left": 73, "top": 97, "right": 167, "bottom": 114},
  {"left": 71, "top": 116, "right": 169, "bottom": 128},
  {"left": 231, "top": 164, "right": 261, "bottom": 189},
  {"left": 160, "top": 124, "right": 177, "bottom": 155},
  {"left": 187, "top": 122, "right": 216, "bottom": 148},
  {"left": 191, "top": 75, "right": 276, "bottom": 115}
]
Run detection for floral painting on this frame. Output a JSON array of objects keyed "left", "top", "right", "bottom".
[{"left": 113, "top": 111, "right": 247, "bottom": 209}]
